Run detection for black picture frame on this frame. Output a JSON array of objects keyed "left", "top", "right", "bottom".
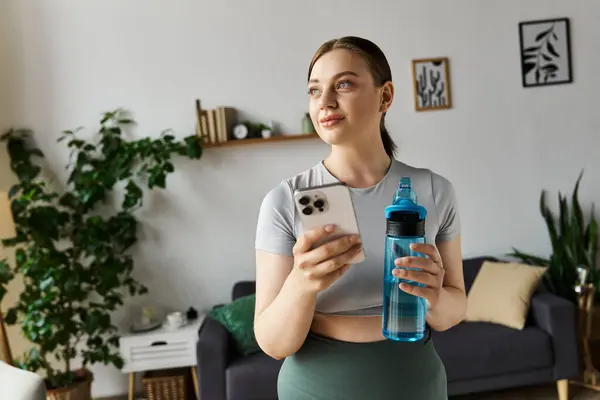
[{"left": 518, "top": 17, "right": 573, "bottom": 88}]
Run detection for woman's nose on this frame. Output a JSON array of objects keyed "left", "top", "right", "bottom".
[{"left": 319, "top": 88, "right": 337, "bottom": 109}]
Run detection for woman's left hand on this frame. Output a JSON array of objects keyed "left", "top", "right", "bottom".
[{"left": 392, "top": 243, "right": 445, "bottom": 310}]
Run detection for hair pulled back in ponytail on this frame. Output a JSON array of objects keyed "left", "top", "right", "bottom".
[{"left": 307, "top": 36, "right": 397, "bottom": 157}]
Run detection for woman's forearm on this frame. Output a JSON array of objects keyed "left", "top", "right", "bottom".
[
  {"left": 426, "top": 286, "right": 467, "bottom": 331},
  {"left": 254, "top": 272, "right": 317, "bottom": 360}
]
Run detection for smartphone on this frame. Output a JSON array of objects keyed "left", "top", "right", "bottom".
[{"left": 293, "top": 182, "right": 365, "bottom": 264}]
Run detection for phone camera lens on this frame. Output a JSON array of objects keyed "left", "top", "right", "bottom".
[
  {"left": 299, "top": 196, "right": 310, "bottom": 206},
  {"left": 313, "top": 199, "right": 324, "bottom": 208},
  {"left": 319, "top": 208, "right": 324, "bottom": 212},
  {"left": 302, "top": 206, "right": 313, "bottom": 215}
]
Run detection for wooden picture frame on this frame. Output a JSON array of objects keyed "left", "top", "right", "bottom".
[
  {"left": 412, "top": 57, "right": 452, "bottom": 112},
  {"left": 518, "top": 17, "right": 573, "bottom": 88}
]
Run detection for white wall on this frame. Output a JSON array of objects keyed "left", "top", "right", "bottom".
[{"left": 1, "top": 0, "right": 599, "bottom": 397}]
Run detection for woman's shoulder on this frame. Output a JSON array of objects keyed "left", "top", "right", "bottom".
[
  {"left": 257, "top": 168, "right": 321, "bottom": 254},
  {"left": 262, "top": 163, "right": 328, "bottom": 200},
  {"left": 390, "top": 159, "right": 457, "bottom": 206},
  {"left": 256, "top": 164, "right": 326, "bottom": 250},
  {"left": 391, "top": 159, "right": 460, "bottom": 238},
  {"left": 391, "top": 159, "right": 455, "bottom": 189},
  {"left": 260, "top": 163, "right": 325, "bottom": 208}
]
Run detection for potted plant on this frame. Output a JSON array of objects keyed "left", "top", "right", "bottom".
[
  {"left": 0, "top": 109, "right": 202, "bottom": 399},
  {"left": 508, "top": 170, "right": 598, "bottom": 304}
]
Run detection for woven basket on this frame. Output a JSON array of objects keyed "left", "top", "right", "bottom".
[
  {"left": 142, "top": 368, "right": 188, "bottom": 400},
  {"left": 46, "top": 369, "right": 93, "bottom": 400}
]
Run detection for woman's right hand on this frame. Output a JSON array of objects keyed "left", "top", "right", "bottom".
[{"left": 290, "top": 224, "right": 362, "bottom": 294}]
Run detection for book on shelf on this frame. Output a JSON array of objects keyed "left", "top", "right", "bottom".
[{"left": 195, "top": 99, "right": 237, "bottom": 145}]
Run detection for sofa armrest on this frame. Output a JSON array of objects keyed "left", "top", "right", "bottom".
[
  {"left": 197, "top": 316, "right": 233, "bottom": 400},
  {"left": 530, "top": 292, "right": 581, "bottom": 380}
]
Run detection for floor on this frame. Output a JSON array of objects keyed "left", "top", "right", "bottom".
[
  {"left": 98, "top": 384, "right": 599, "bottom": 400},
  {"left": 451, "top": 383, "right": 599, "bottom": 400}
]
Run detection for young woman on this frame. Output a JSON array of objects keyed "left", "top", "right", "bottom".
[{"left": 254, "top": 36, "right": 466, "bottom": 399}]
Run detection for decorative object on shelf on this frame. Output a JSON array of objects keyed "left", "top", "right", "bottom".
[
  {"left": 261, "top": 121, "right": 275, "bottom": 138},
  {"left": 194, "top": 98, "right": 237, "bottom": 146},
  {"left": 0, "top": 108, "right": 202, "bottom": 398},
  {"left": 261, "top": 129, "right": 272, "bottom": 138},
  {"left": 518, "top": 17, "right": 573, "bottom": 88},
  {"left": 508, "top": 170, "right": 598, "bottom": 304},
  {"left": 301, "top": 112, "right": 315, "bottom": 133},
  {"left": 412, "top": 57, "right": 452, "bottom": 112},
  {"left": 233, "top": 122, "right": 250, "bottom": 140}
]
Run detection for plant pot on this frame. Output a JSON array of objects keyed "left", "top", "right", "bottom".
[{"left": 46, "top": 369, "right": 93, "bottom": 400}]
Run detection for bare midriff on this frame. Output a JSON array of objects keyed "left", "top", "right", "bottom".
[{"left": 310, "top": 312, "right": 386, "bottom": 342}]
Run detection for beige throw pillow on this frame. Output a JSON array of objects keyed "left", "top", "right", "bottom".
[{"left": 465, "top": 261, "right": 548, "bottom": 330}]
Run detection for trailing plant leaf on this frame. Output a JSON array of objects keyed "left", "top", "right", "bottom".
[
  {"left": 508, "top": 170, "right": 599, "bottom": 303},
  {"left": 0, "top": 259, "right": 14, "bottom": 304},
  {"left": 0, "top": 109, "right": 202, "bottom": 389}
]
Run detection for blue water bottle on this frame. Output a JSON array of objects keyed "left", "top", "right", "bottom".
[{"left": 382, "top": 177, "right": 428, "bottom": 342}]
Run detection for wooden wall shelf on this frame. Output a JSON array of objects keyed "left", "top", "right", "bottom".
[{"left": 202, "top": 132, "right": 319, "bottom": 149}]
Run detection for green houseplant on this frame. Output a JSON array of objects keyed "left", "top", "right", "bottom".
[
  {"left": 508, "top": 171, "right": 599, "bottom": 304},
  {"left": 0, "top": 109, "right": 202, "bottom": 396}
]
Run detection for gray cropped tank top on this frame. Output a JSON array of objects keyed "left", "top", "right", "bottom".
[{"left": 254, "top": 159, "right": 461, "bottom": 316}]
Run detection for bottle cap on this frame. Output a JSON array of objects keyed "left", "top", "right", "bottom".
[
  {"left": 386, "top": 210, "right": 425, "bottom": 237},
  {"left": 387, "top": 177, "right": 427, "bottom": 238}
]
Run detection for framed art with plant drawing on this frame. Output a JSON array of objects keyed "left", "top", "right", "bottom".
[
  {"left": 412, "top": 57, "right": 452, "bottom": 112},
  {"left": 519, "top": 17, "right": 573, "bottom": 88}
]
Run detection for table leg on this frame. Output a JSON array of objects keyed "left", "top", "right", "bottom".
[
  {"left": 191, "top": 366, "right": 200, "bottom": 399},
  {"left": 129, "top": 372, "right": 135, "bottom": 400}
]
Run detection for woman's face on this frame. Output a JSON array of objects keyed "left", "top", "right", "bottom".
[{"left": 308, "top": 49, "right": 392, "bottom": 147}]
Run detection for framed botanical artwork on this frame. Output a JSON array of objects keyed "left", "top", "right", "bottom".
[
  {"left": 518, "top": 17, "right": 573, "bottom": 88},
  {"left": 412, "top": 57, "right": 452, "bottom": 112}
]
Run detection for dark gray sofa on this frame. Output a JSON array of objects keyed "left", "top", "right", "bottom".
[{"left": 196, "top": 257, "right": 581, "bottom": 400}]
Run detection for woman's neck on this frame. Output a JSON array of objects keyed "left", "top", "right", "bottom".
[{"left": 323, "top": 139, "right": 391, "bottom": 189}]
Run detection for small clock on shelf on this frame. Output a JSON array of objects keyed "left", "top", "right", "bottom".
[{"left": 233, "top": 123, "right": 249, "bottom": 140}]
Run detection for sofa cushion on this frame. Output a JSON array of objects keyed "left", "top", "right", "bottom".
[
  {"left": 462, "top": 256, "right": 498, "bottom": 293},
  {"left": 209, "top": 294, "right": 261, "bottom": 356},
  {"left": 465, "top": 261, "right": 547, "bottom": 330},
  {"left": 226, "top": 351, "right": 283, "bottom": 400},
  {"left": 232, "top": 281, "right": 256, "bottom": 300},
  {"left": 432, "top": 321, "right": 553, "bottom": 382}
]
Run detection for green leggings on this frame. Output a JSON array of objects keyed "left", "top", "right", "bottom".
[{"left": 277, "top": 329, "right": 447, "bottom": 400}]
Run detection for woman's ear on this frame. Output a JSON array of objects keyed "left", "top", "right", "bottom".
[{"left": 380, "top": 81, "right": 395, "bottom": 112}]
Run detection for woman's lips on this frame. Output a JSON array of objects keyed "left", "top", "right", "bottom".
[{"left": 320, "top": 115, "right": 345, "bottom": 127}]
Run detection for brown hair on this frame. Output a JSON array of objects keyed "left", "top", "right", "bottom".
[{"left": 307, "top": 36, "right": 397, "bottom": 158}]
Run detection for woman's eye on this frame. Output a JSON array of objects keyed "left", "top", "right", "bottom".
[
  {"left": 308, "top": 88, "right": 320, "bottom": 96},
  {"left": 337, "top": 80, "right": 352, "bottom": 89}
]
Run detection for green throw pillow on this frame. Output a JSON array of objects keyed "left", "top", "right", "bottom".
[{"left": 209, "top": 294, "right": 261, "bottom": 356}]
